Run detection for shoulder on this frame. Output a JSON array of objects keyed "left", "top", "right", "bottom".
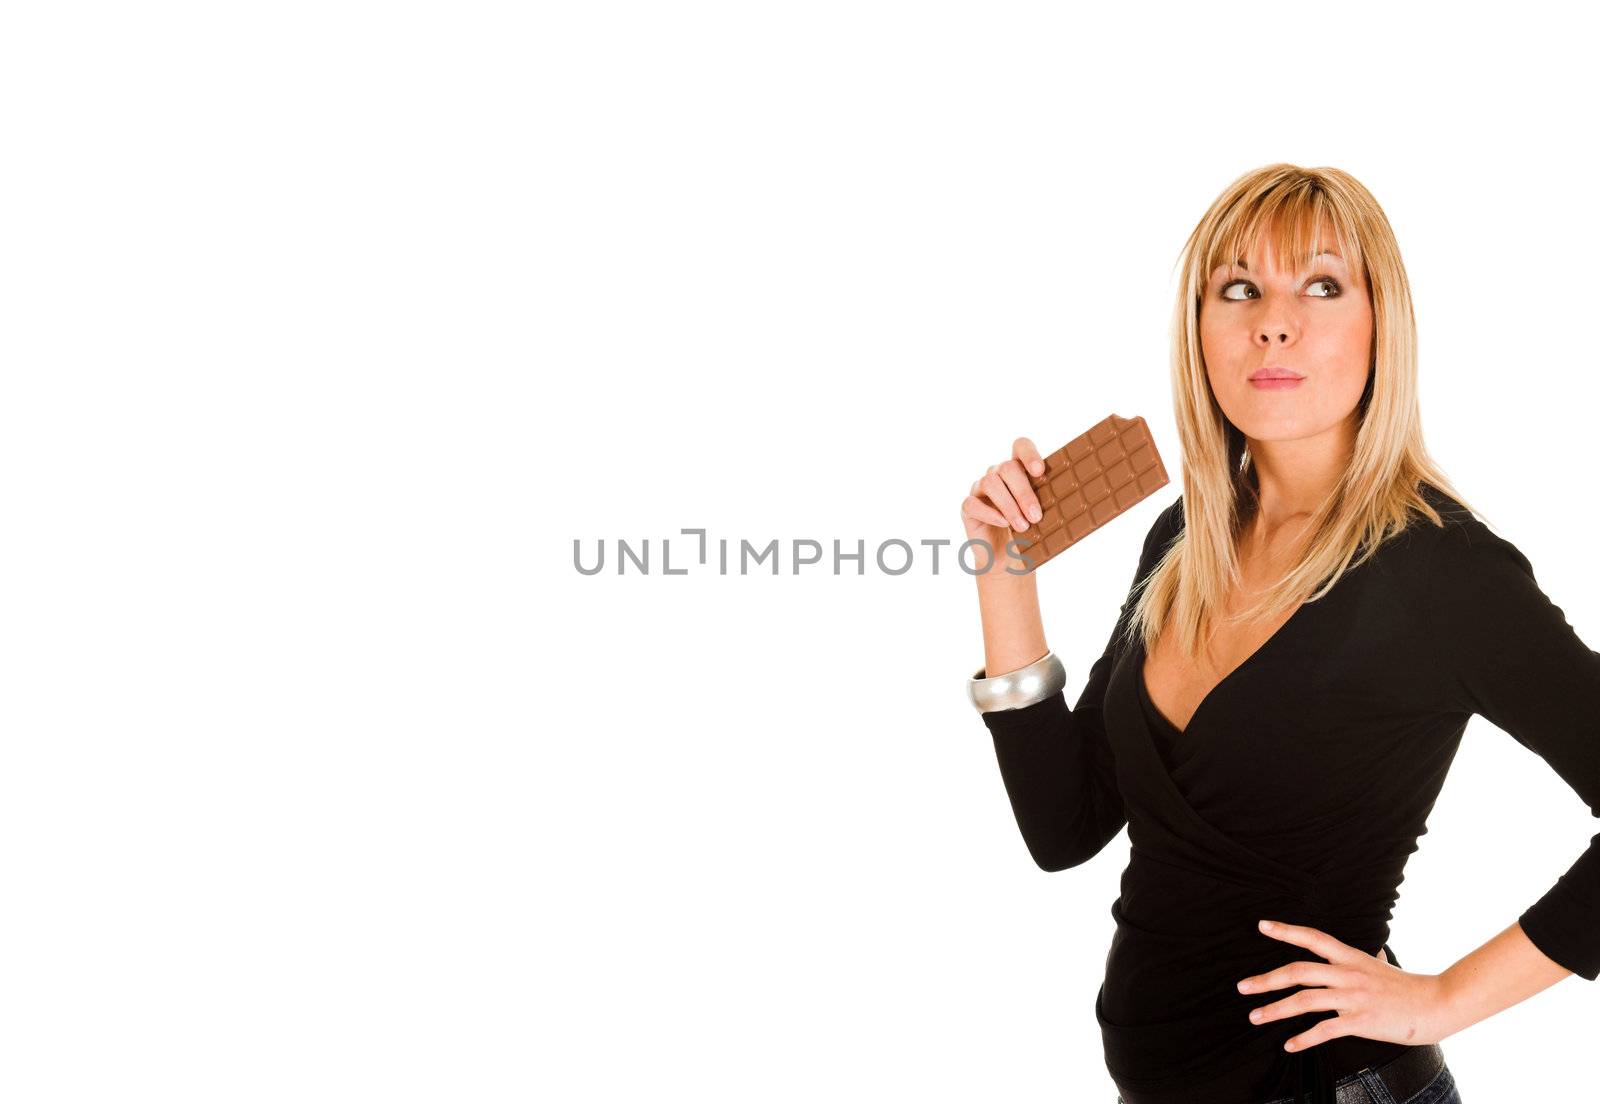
[
  {"left": 1413, "top": 482, "right": 1480, "bottom": 534},
  {"left": 1407, "top": 483, "right": 1537, "bottom": 591},
  {"left": 1139, "top": 494, "right": 1185, "bottom": 561},
  {"left": 1118, "top": 495, "right": 1184, "bottom": 586},
  {"left": 1154, "top": 493, "right": 1186, "bottom": 540}
]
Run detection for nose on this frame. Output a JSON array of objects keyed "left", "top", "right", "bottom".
[{"left": 1254, "top": 312, "right": 1298, "bottom": 346}]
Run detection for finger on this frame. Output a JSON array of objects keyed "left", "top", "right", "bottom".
[
  {"left": 1248, "top": 986, "right": 1355, "bottom": 1026},
  {"left": 1257, "top": 920, "right": 1359, "bottom": 964},
  {"left": 996, "top": 458, "right": 1043, "bottom": 525},
  {"left": 980, "top": 471, "right": 1027, "bottom": 533},
  {"left": 1284, "top": 1015, "right": 1354, "bottom": 1053},
  {"left": 1013, "top": 437, "right": 1046, "bottom": 478},
  {"left": 963, "top": 494, "right": 1011, "bottom": 532},
  {"left": 1238, "top": 962, "right": 1351, "bottom": 995}
]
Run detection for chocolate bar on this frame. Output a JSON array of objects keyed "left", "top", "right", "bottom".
[{"left": 1009, "top": 414, "right": 1170, "bottom": 572}]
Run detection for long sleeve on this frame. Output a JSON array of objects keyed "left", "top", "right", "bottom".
[
  {"left": 980, "top": 499, "right": 1182, "bottom": 872},
  {"left": 1422, "top": 512, "right": 1600, "bottom": 980}
]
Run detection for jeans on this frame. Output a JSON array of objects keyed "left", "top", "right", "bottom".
[{"left": 1115, "top": 1057, "right": 1462, "bottom": 1104}]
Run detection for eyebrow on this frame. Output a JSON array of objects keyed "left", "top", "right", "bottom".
[{"left": 1226, "top": 249, "right": 1343, "bottom": 273}]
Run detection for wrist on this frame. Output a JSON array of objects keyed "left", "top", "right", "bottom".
[
  {"left": 970, "top": 534, "right": 1037, "bottom": 582},
  {"left": 968, "top": 649, "right": 1065, "bottom": 714}
]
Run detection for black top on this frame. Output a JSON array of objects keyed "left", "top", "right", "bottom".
[{"left": 981, "top": 484, "right": 1600, "bottom": 1104}]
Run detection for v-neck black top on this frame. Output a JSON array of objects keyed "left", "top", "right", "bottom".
[{"left": 981, "top": 484, "right": 1600, "bottom": 1104}]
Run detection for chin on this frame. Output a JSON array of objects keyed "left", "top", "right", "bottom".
[{"left": 1234, "top": 416, "right": 1317, "bottom": 442}]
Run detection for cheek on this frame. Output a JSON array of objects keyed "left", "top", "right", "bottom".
[
  {"left": 1325, "top": 301, "right": 1374, "bottom": 356},
  {"left": 1198, "top": 314, "right": 1243, "bottom": 371},
  {"left": 1312, "top": 310, "right": 1374, "bottom": 408},
  {"left": 1323, "top": 313, "right": 1374, "bottom": 380}
]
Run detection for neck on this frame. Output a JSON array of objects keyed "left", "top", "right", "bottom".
[{"left": 1244, "top": 412, "right": 1357, "bottom": 537}]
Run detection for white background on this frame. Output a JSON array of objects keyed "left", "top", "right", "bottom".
[{"left": 3, "top": 2, "right": 1597, "bottom": 1100}]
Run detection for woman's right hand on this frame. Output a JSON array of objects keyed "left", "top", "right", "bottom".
[{"left": 961, "top": 437, "right": 1048, "bottom": 574}]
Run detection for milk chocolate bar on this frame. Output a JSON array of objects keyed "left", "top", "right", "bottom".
[{"left": 1009, "top": 414, "right": 1170, "bottom": 572}]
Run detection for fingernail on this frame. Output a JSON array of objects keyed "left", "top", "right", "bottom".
[
  {"left": 1249, "top": 1009, "right": 1263, "bottom": 1023},
  {"left": 1029, "top": 505, "right": 1042, "bottom": 522},
  {"left": 1237, "top": 980, "right": 1252, "bottom": 993},
  {"left": 1259, "top": 920, "right": 1274, "bottom": 931},
  {"left": 1031, "top": 462, "right": 1044, "bottom": 475}
]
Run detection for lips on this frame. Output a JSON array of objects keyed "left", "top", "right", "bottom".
[{"left": 1249, "top": 369, "right": 1304, "bottom": 381}]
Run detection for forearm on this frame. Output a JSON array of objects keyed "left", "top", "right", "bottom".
[
  {"left": 1432, "top": 920, "right": 1572, "bottom": 1038},
  {"left": 975, "top": 567, "right": 1047, "bottom": 678}
]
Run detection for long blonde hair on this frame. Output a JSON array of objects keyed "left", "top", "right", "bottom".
[{"left": 1127, "top": 163, "right": 1476, "bottom": 659}]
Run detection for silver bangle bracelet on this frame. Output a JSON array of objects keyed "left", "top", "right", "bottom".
[{"left": 967, "top": 650, "right": 1066, "bottom": 714}]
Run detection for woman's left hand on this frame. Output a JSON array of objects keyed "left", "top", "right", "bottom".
[{"left": 1237, "top": 919, "right": 1455, "bottom": 1052}]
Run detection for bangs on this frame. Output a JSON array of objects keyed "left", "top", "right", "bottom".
[{"left": 1198, "top": 179, "right": 1364, "bottom": 287}]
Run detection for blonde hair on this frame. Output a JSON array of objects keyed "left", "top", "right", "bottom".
[{"left": 1126, "top": 163, "right": 1476, "bottom": 660}]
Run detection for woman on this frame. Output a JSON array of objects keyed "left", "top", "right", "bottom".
[{"left": 959, "top": 164, "right": 1600, "bottom": 1104}]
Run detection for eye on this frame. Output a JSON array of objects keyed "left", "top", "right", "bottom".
[{"left": 1217, "top": 276, "right": 1343, "bottom": 300}]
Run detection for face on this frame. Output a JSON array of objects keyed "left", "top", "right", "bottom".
[{"left": 1198, "top": 226, "right": 1374, "bottom": 444}]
